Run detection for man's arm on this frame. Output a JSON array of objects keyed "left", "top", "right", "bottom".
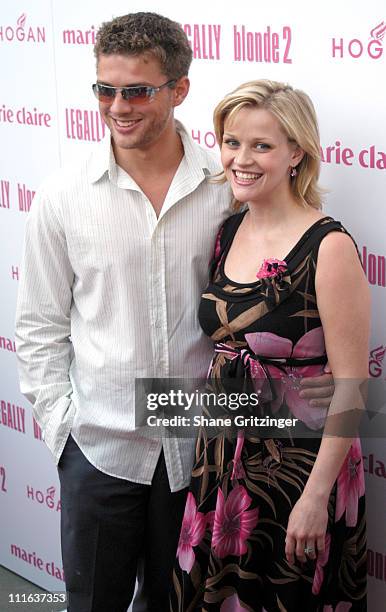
[
  {"left": 299, "top": 364, "right": 334, "bottom": 407},
  {"left": 15, "top": 187, "right": 75, "bottom": 451}
]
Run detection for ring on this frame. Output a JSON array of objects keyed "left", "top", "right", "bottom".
[{"left": 304, "top": 546, "right": 315, "bottom": 554}]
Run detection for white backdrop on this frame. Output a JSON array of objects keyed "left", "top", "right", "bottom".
[{"left": 0, "top": 0, "right": 385, "bottom": 608}]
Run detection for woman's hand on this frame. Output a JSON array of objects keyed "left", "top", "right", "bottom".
[{"left": 285, "top": 492, "right": 328, "bottom": 565}]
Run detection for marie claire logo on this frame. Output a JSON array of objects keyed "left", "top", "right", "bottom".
[
  {"left": 369, "top": 345, "right": 386, "bottom": 378},
  {"left": 0, "top": 13, "right": 46, "bottom": 44},
  {"left": 332, "top": 20, "right": 385, "bottom": 59},
  {"left": 26, "top": 484, "right": 61, "bottom": 511}
]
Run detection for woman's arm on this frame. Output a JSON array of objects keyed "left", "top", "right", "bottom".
[{"left": 285, "top": 230, "right": 370, "bottom": 564}]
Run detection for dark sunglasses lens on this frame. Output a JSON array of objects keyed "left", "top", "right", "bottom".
[
  {"left": 94, "top": 84, "right": 116, "bottom": 102},
  {"left": 122, "top": 87, "right": 151, "bottom": 104}
]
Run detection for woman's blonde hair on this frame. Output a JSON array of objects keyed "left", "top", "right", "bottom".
[{"left": 213, "top": 80, "right": 323, "bottom": 210}]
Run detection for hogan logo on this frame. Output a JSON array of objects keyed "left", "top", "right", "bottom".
[
  {"left": 0, "top": 13, "right": 46, "bottom": 44},
  {"left": 332, "top": 20, "right": 385, "bottom": 60},
  {"left": 26, "top": 485, "right": 61, "bottom": 512},
  {"left": 369, "top": 345, "right": 386, "bottom": 378}
]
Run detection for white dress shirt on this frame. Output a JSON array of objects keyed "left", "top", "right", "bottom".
[{"left": 15, "top": 122, "right": 232, "bottom": 491}]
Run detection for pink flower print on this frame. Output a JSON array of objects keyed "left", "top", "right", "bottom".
[
  {"left": 245, "top": 327, "right": 327, "bottom": 429},
  {"left": 335, "top": 438, "right": 365, "bottom": 527},
  {"left": 323, "top": 603, "right": 352, "bottom": 612},
  {"left": 312, "top": 533, "right": 331, "bottom": 595},
  {"left": 212, "top": 485, "right": 259, "bottom": 558},
  {"left": 256, "top": 258, "right": 288, "bottom": 280},
  {"left": 220, "top": 592, "right": 247, "bottom": 611},
  {"left": 231, "top": 431, "right": 246, "bottom": 480},
  {"left": 177, "top": 492, "right": 206, "bottom": 572},
  {"left": 206, "top": 510, "right": 215, "bottom": 531}
]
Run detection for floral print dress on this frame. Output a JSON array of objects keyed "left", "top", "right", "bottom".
[{"left": 171, "top": 213, "right": 367, "bottom": 612}]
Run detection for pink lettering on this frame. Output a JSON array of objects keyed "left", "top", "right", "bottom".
[
  {"left": 15, "top": 107, "right": 51, "bottom": 127},
  {"left": 368, "top": 254, "right": 377, "bottom": 284},
  {"left": 377, "top": 256, "right": 386, "bottom": 286},
  {"left": 363, "top": 454, "right": 386, "bottom": 478},
  {"left": 272, "top": 32, "right": 280, "bottom": 63},
  {"left": 359, "top": 148, "right": 369, "bottom": 168},
  {"left": 361, "top": 246, "right": 386, "bottom": 288},
  {"left": 5, "top": 27, "right": 14, "bottom": 41},
  {"left": 16, "top": 27, "right": 25, "bottom": 42},
  {"left": 0, "top": 180, "right": 10, "bottom": 208},
  {"left": 367, "top": 549, "right": 386, "bottom": 582},
  {"left": 342, "top": 147, "right": 354, "bottom": 165},
  {"left": 36, "top": 27, "right": 46, "bottom": 43},
  {"left": 204, "top": 131, "right": 216, "bottom": 148},
  {"left": 348, "top": 39, "right": 363, "bottom": 58},
  {"left": 332, "top": 37, "right": 344, "bottom": 58},
  {"left": 76, "top": 110, "right": 83, "bottom": 139},
  {"left": 33, "top": 417, "right": 43, "bottom": 440},
  {"left": 0, "top": 337, "right": 16, "bottom": 353},
  {"left": 0, "top": 466, "right": 7, "bottom": 492},
  {"left": 18, "top": 183, "right": 35, "bottom": 212},
  {"left": 283, "top": 26, "right": 292, "bottom": 63},
  {"left": 191, "top": 129, "right": 201, "bottom": 144},
  {"left": 182, "top": 23, "right": 221, "bottom": 60},
  {"left": 0, "top": 400, "right": 25, "bottom": 433},
  {"left": 368, "top": 39, "right": 383, "bottom": 59},
  {"left": 65, "top": 108, "right": 105, "bottom": 142},
  {"left": 0, "top": 104, "right": 14, "bottom": 123},
  {"left": 233, "top": 25, "right": 291, "bottom": 63},
  {"left": 263, "top": 26, "right": 272, "bottom": 62}
]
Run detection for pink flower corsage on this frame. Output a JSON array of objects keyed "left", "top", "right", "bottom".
[{"left": 256, "top": 258, "right": 287, "bottom": 280}]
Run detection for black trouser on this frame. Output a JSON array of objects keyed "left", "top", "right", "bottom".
[{"left": 58, "top": 435, "right": 188, "bottom": 612}]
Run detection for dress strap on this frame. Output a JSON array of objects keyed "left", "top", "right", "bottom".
[
  {"left": 210, "top": 211, "right": 246, "bottom": 279},
  {"left": 288, "top": 218, "right": 356, "bottom": 271}
]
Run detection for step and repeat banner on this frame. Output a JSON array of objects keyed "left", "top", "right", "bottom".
[{"left": 0, "top": 0, "right": 385, "bottom": 607}]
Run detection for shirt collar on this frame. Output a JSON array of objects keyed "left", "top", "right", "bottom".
[
  {"left": 174, "top": 120, "right": 216, "bottom": 179},
  {"left": 87, "top": 120, "right": 217, "bottom": 186},
  {"left": 87, "top": 135, "right": 112, "bottom": 184}
]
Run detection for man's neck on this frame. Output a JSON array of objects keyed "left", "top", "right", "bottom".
[
  {"left": 112, "top": 124, "right": 185, "bottom": 216},
  {"left": 113, "top": 123, "right": 184, "bottom": 180}
]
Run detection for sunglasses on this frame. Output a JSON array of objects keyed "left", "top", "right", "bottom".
[{"left": 92, "top": 79, "right": 176, "bottom": 105}]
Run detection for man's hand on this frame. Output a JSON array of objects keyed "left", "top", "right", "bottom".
[{"left": 299, "top": 364, "right": 334, "bottom": 407}]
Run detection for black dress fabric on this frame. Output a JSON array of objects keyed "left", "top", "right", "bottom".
[{"left": 171, "top": 213, "right": 367, "bottom": 612}]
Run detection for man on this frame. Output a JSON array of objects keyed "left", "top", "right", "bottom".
[{"left": 15, "top": 12, "right": 332, "bottom": 612}]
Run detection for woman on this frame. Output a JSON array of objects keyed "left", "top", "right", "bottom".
[{"left": 171, "top": 81, "right": 369, "bottom": 611}]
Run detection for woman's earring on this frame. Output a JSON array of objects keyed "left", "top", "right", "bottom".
[{"left": 290, "top": 167, "right": 297, "bottom": 177}]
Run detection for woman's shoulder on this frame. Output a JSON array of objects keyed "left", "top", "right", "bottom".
[
  {"left": 287, "top": 213, "right": 358, "bottom": 271},
  {"left": 310, "top": 217, "right": 363, "bottom": 276},
  {"left": 305, "top": 214, "right": 356, "bottom": 253},
  {"left": 317, "top": 225, "right": 360, "bottom": 259}
]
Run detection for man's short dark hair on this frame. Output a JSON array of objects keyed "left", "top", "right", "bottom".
[{"left": 94, "top": 12, "right": 193, "bottom": 79}]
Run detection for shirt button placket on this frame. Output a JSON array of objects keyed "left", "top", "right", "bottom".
[{"left": 151, "top": 225, "right": 169, "bottom": 378}]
